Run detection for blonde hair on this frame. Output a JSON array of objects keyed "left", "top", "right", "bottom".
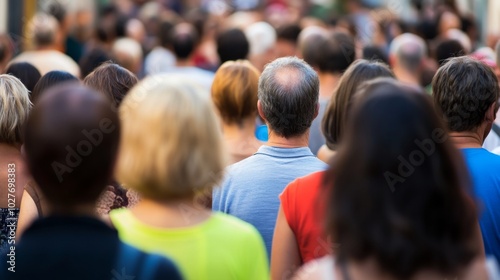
[
  {"left": 118, "top": 75, "right": 225, "bottom": 201},
  {"left": 0, "top": 74, "right": 32, "bottom": 144},
  {"left": 211, "top": 60, "right": 260, "bottom": 125}
]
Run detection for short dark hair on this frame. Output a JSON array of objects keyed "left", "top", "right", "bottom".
[
  {"left": 216, "top": 28, "right": 249, "bottom": 64},
  {"left": 5, "top": 62, "right": 41, "bottom": 98},
  {"left": 32, "top": 71, "right": 79, "bottom": 103},
  {"left": 79, "top": 47, "right": 112, "bottom": 78},
  {"left": 277, "top": 24, "right": 301, "bottom": 43},
  {"left": 324, "top": 79, "right": 478, "bottom": 279},
  {"left": 171, "top": 23, "right": 198, "bottom": 59},
  {"left": 432, "top": 56, "right": 500, "bottom": 132},
  {"left": 301, "top": 32, "right": 326, "bottom": 69},
  {"left": 322, "top": 59, "right": 394, "bottom": 149},
  {"left": 434, "top": 39, "right": 465, "bottom": 66},
  {"left": 258, "top": 56, "right": 319, "bottom": 138},
  {"left": 316, "top": 31, "right": 355, "bottom": 74},
  {"left": 362, "top": 45, "right": 389, "bottom": 65},
  {"left": 158, "top": 20, "right": 175, "bottom": 48},
  {"left": 83, "top": 61, "right": 138, "bottom": 107},
  {"left": 24, "top": 84, "right": 120, "bottom": 207}
]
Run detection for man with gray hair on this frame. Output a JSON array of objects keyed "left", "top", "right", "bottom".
[
  {"left": 10, "top": 13, "right": 80, "bottom": 77},
  {"left": 389, "top": 33, "right": 427, "bottom": 88},
  {"left": 213, "top": 57, "right": 328, "bottom": 256}
]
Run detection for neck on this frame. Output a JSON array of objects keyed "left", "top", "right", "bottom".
[
  {"left": 47, "top": 203, "right": 97, "bottom": 217},
  {"left": 36, "top": 45, "right": 58, "bottom": 52},
  {"left": 222, "top": 118, "right": 257, "bottom": 140},
  {"left": 267, "top": 130, "right": 310, "bottom": 148},
  {"left": 318, "top": 72, "right": 341, "bottom": 99},
  {"left": 176, "top": 58, "right": 193, "bottom": 67},
  {"left": 394, "top": 67, "right": 420, "bottom": 86},
  {"left": 132, "top": 197, "right": 212, "bottom": 227},
  {"left": 449, "top": 130, "right": 484, "bottom": 149}
]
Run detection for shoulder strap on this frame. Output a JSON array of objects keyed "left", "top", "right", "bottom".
[{"left": 24, "top": 181, "right": 43, "bottom": 216}]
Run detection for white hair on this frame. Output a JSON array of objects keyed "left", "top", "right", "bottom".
[
  {"left": 245, "top": 22, "right": 277, "bottom": 56},
  {"left": 389, "top": 33, "right": 427, "bottom": 70}
]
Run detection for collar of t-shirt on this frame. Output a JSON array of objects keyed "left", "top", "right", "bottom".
[{"left": 254, "top": 145, "right": 315, "bottom": 159}]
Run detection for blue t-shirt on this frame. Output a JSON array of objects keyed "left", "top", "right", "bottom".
[
  {"left": 462, "top": 148, "right": 500, "bottom": 261},
  {"left": 212, "top": 145, "right": 328, "bottom": 256}
]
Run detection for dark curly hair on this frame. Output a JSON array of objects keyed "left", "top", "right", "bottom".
[{"left": 432, "top": 56, "right": 499, "bottom": 132}]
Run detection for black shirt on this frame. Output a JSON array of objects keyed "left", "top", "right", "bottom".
[{"left": 1, "top": 215, "right": 183, "bottom": 280}]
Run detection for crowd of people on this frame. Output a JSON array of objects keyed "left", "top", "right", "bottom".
[{"left": 1, "top": 0, "right": 500, "bottom": 279}]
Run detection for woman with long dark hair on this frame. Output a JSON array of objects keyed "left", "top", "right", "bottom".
[{"left": 295, "top": 78, "right": 491, "bottom": 280}]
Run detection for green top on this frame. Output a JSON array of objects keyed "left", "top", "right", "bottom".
[{"left": 110, "top": 208, "right": 269, "bottom": 280}]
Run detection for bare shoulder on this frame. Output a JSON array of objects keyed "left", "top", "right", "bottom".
[
  {"left": 461, "top": 257, "right": 500, "bottom": 280},
  {"left": 293, "top": 255, "right": 335, "bottom": 280}
]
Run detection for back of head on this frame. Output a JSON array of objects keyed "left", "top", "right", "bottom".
[
  {"left": 325, "top": 78, "right": 477, "bottom": 278},
  {"left": 158, "top": 20, "right": 175, "bottom": 48},
  {"left": 322, "top": 59, "right": 394, "bottom": 149},
  {"left": 435, "top": 39, "right": 465, "bottom": 66},
  {"left": 316, "top": 31, "right": 355, "bottom": 74},
  {"left": 111, "top": 38, "right": 143, "bottom": 74},
  {"left": 79, "top": 47, "right": 112, "bottom": 78},
  {"left": 83, "top": 62, "right": 138, "bottom": 107},
  {"left": 24, "top": 84, "right": 120, "bottom": 208},
  {"left": 5, "top": 62, "right": 41, "bottom": 95},
  {"left": 298, "top": 26, "right": 328, "bottom": 67},
  {"left": 216, "top": 28, "right": 249, "bottom": 64},
  {"left": 277, "top": 24, "right": 301, "bottom": 44},
  {"left": 28, "top": 13, "right": 59, "bottom": 47},
  {"left": 0, "top": 74, "right": 31, "bottom": 145},
  {"left": 245, "top": 22, "right": 277, "bottom": 56},
  {"left": 32, "top": 70, "right": 78, "bottom": 104},
  {"left": 362, "top": 45, "right": 389, "bottom": 65},
  {"left": 432, "top": 56, "right": 499, "bottom": 132},
  {"left": 118, "top": 75, "right": 224, "bottom": 202},
  {"left": 389, "top": 33, "right": 427, "bottom": 72},
  {"left": 258, "top": 56, "right": 319, "bottom": 138},
  {"left": 212, "top": 60, "right": 260, "bottom": 125},
  {"left": 170, "top": 23, "right": 198, "bottom": 60}
]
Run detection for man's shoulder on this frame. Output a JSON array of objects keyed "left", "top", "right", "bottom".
[{"left": 463, "top": 148, "right": 500, "bottom": 163}]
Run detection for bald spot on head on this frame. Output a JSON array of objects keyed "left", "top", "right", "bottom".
[{"left": 273, "top": 66, "right": 303, "bottom": 93}]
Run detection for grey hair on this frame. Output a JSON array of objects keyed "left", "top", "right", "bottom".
[
  {"left": 258, "top": 56, "right": 319, "bottom": 138},
  {"left": 0, "top": 74, "right": 32, "bottom": 144},
  {"left": 389, "top": 33, "right": 427, "bottom": 72}
]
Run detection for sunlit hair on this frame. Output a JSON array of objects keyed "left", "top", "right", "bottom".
[
  {"left": 118, "top": 75, "right": 225, "bottom": 201},
  {"left": 0, "top": 74, "right": 32, "bottom": 144},
  {"left": 322, "top": 59, "right": 394, "bottom": 150},
  {"left": 83, "top": 61, "right": 138, "bottom": 107},
  {"left": 211, "top": 60, "right": 260, "bottom": 125}
]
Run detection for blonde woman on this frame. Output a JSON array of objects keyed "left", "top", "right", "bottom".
[
  {"left": 211, "top": 60, "right": 262, "bottom": 164},
  {"left": 0, "top": 74, "right": 32, "bottom": 252},
  {"left": 109, "top": 75, "right": 269, "bottom": 280}
]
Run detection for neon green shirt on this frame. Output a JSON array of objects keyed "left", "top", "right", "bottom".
[{"left": 109, "top": 208, "right": 269, "bottom": 280}]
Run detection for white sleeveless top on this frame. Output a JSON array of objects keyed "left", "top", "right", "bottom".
[{"left": 294, "top": 256, "right": 500, "bottom": 280}]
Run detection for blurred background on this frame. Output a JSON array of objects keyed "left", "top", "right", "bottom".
[{"left": 0, "top": 0, "right": 498, "bottom": 77}]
